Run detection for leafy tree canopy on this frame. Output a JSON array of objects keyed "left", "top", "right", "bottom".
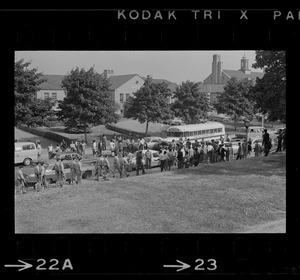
[
  {"left": 57, "top": 67, "right": 120, "bottom": 142},
  {"left": 15, "top": 59, "right": 55, "bottom": 127},
  {"left": 251, "top": 50, "right": 286, "bottom": 123},
  {"left": 214, "top": 77, "right": 255, "bottom": 129},
  {"left": 124, "top": 77, "right": 173, "bottom": 135},
  {"left": 172, "top": 80, "right": 210, "bottom": 124}
]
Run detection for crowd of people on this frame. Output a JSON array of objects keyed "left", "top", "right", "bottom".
[{"left": 17, "top": 129, "right": 285, "bottom": 192}]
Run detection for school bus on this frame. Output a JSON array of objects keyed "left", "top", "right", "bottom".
[{"left": 164, "top": 122, "right": 226, "bottom": 143}]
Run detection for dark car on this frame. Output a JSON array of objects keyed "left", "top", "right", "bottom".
[
  {"left": 151, "top": 140, "right": 170, "bottom": 151},
  {"left": 64, "top": 125, "right": 92, "bottom": 134},
  {"left": 50, "top": 151, "right": 82, "bottom": 161},
  {"left": 24, "top": 161, "right": 95, "bottom": 187}
]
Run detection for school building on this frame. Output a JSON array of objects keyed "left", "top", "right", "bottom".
[
  {"left": 37, "top": 70, "right": 178, "bottom": 114},
  {"left": 199, "top": 54, "right": 264, "bottom": 104}
]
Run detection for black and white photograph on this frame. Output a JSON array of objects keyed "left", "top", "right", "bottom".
[{"left": 14, "top": 50, "right": 286, "bottom": 234}]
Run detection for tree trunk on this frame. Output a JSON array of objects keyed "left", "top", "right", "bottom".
[
  {"left": 145, "top": 120, "right": 149, "bottom": 136},
  {"left": 233, "top": 117, "right": 237, "bottom": 131},
  {"left": 84, "top": 125, "right": 88, "bottom": 145}
]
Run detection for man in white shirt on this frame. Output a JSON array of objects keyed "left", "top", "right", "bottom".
[
  {"left": 207, "top": 143, "right": 213, "bottom": 163},
  {"left": 92, "top": 140, "right": 97, "bottom": 157},
  {"left": 48, "top": 143, "right": 53, "bottom": 159}
]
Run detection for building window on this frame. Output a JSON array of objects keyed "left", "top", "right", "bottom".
[
  {"left": 52, "top": 92, "right": 57, "bottom": 100},
  {"left": 126, "top": 93, "right": 130, "bottom": 100},
  {"left": 44, "top": 92, "right": 49, "bottom": 99},
  {"left": 136, "top": 80, "right": 139, "bottom": 84},
  {"left": 120, "top": 93, "right": 124, "bottom": 103}
]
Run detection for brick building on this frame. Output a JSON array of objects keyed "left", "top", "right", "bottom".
[
  {"left": 199, "top": 54, "right": 264, "bottom": 105},
  {"left": 37, "top": 70, "right": 178, "bottom": 115}
]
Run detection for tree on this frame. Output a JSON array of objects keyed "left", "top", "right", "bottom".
[
  {"left": 214, "top": 77, "right": 255, "bottom": 130},
  {"left": 172, "top": 81, "right": 210, "bottom": 124},
  {"left": 251, "top": 50, "right": 286, "bottom": 123},
  {"left": 124, "top": 77, "right": 173, "bottom": 135},
  {"left": 15, "top": 59, "right": 55, "bottom": 127},
  {"left": 57, "top": 67, "right": 120, "bottom": 143}
]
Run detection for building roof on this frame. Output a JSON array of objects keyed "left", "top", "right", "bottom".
[
  {"left": 108, "top": 74, "right": 142, "bottom": 90},
  {"left": 39, "top": 74, "right": 64, "bottom": 90},
  {"left": 151, "top": 78, "right": 179, "bottom": 92},
  {"left": 199, "top": 84, "right": 225, "bottom": 93},
  {"left": 39, "top": 74, "right": 179, "bottom": 92},
  {"left": 223, "top": 69, "right": 264, "bottom": 81}
]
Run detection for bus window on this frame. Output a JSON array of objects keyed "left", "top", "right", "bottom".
[
  {"left": 205, "top": 130, "right": 209, "bottom": 134},
  {"left": 177, "top": 132, "right": 184, "bottom": 137},
  {"left": 218, "top": 128, "right": 222, "bottom": 132},
  {"left": 209, "top": 129, "right": 213, "bottom": 133},
  {"left": 213, "top": 129, "right": 218, "bottom": 133}
]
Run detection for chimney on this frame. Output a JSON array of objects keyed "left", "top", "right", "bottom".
[
  {"left": 103, "top": 69, "right": 114, "bottom": 79},
  {"left": 147, "top": 75, "right": 153, "bottom": 79},
  {"left": 212, "top": 54, "right": 220, "bottom": 84},
  {"left": 217, "top": 61, "right": 223, "bottom": 84}
]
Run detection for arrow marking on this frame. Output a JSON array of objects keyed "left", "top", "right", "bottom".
[
  {"left": 163, "top": 259, "right": 190, "bottom": 272},
  {"left": 5, "top": 260, "right": 33, "bottom": 271}
]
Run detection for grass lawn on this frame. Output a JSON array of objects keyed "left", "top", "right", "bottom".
[{"left": 15, "top": 152, "right": 286, "bottom": 233}]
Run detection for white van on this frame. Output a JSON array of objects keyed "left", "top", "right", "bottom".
[{"left": 15, "top": 142, "right": 38, "bottom": 166}]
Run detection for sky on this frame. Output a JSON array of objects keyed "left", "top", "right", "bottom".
[{"left": 15, "top": 50, "right": 263, "bottom": 85}]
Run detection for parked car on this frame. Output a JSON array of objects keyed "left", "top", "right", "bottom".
[
  {"left": 169, "top": 118, "right": 183, "bottom": 126},
  {"left": 64, "top": 125, "right": 92, "bottom": 134},
  {"left": 15, "top": 142, "right": 38, "bottom": 166},
  {"left": 250, "top": 137, "right": 275, "bottom": 150},
  {"left": 50, "top": 151, "right": 82, "bottom": 161},
  {"left": 144, "top": 137, "right": 163, "bottom": 149},
  {"left": 131, "top": 149, "right": 160, "bottom": 170},
  {"left": 220, "top": 141, "right": 238, "bottom": 155},
  {"left": 151, "top": 140, "right": 171, "bottom": 151},
  {"left": 24, "top": 161, "right": 95, "bottom": 187}
]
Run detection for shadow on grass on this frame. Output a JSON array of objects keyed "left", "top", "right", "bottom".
[
  {"left": 48, "top": 127, "right": 66, "bottom": 133},
  {"left": 174, "top": 153, "right": 286, "bottom": 178}
]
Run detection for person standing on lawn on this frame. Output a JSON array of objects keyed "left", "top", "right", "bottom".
[
  {"left": 167, "top": 148, "right": 175, "bottom": 170},
  {"left": 16, "top": 166, "right": 26, "bottom": 194},
  {"left": 48, "top": 143, "right": 53, "bottom": 159},
  {"left": 95, "top": 154, "right": 108, "bottom": 181},
  {"left": 127, "top": 150, "right": 134, "bottom": 172},
  {"left": 145, "top": 147, "right": 152, "bottom": 169},
  {"left": 262, "top": 129, "right": 271, "bottom": 156},
  {"left": 254, "top": 142, "right": 260, "bottom": 157},
  {"left": 282, "top": 128, "right": 286, "bottom": 151},
  {"left": 110, "top": 139, "right": 116, "bottom": 156},
  {"left": 34, "top": 161, "right": 42, "bottom": 191},
  {"left": 123, "top": 137, "right": 128, "bottom": 153},
  {"left": 248, "top": 138, "right": 252, "bottom": 156},
  {"left": 177, "top": 147, "right": 183, "bottom": 169},
  {"left": 242, "top": 139, "right": 247, "bottom": 159},
  {"left": 120, "top": 153, "right": 129, "bottom": 178},
  {"left": 104, "top": 155, "right": 113, "bottom": 178},
  {"left": 102, "top": 134, "right": 107, "bottom": 151},
  {"left": 236, "top": 142, "right": 243, "bottom": 160},
  {"left": 276, "top": 130, "right": 283, "bottom": 152},
  {"left": 37, "top": 142, "right": 42, "bottom": 159},
  {"left": 75, "top": 157, "right": 82, "bottom": 185},
  {"left": 70, "top": 156, "right": 77, "bottom": 185},
  {"left": 92, "top": 140, "right": 97, "bottom": 157},
  {"left": 225, "top": 146, "right": 230, "bottom": 162},
  {"left": 40, "top": 162, "right": 46, "bottom": 189},
  {"left": 113, "top": 153, "right": 121, "bottom": 178},
  {"left": 136, "top": 150, "right": 146, "bottom": 176},
  {"left": 97, "top": 139, "right": 102, "bottom": 156},
  {"left": 219, "top": 144, "right": 226, "bottom": 162},
  {"left": 54, "top": 157, "right": 64, "bottom": 187}
]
